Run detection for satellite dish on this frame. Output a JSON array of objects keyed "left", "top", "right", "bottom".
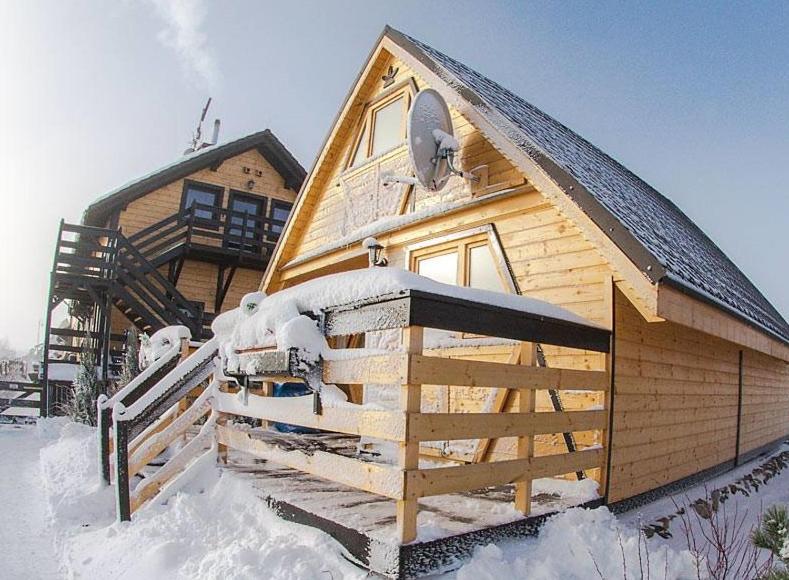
[
  {"left": 408, "top": 89, "right": 454, "bottom": 191},
  {"left": 405, "top": 89, "right": 478, "bottom": 192}
]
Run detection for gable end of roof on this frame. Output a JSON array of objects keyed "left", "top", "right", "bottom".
[
  {"left": 83, "top": 129, "right": 306, "bottom": 227},
  {"left": 384, "top": 26, "right": 789, "bottom": 345}
]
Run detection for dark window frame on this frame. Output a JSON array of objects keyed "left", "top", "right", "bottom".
[
  {"left": 268, "top": 199, "right": 292, "bottom": 238},
  {"left": 180, "top": 180, "right": 225, "bottom": 227}
]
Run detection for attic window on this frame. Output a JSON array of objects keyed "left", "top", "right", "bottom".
[{"left": 347, "top": 79, "right": 417, "bottom": 169}]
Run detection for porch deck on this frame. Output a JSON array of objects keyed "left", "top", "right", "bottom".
[{"left": 222, "top": 431, "right": 602, "bottom": 577}]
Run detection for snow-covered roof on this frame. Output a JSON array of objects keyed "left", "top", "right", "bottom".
[
  {"left": 387, "top": 27, "right": 789, "bottom": 344},
  {"left": 82, "top": 129, "right": 305, "bottom": 227}
]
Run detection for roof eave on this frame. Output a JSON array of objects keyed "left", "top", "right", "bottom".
[{"left": 83, "top": 129, "right": 306, "bottom": 227}]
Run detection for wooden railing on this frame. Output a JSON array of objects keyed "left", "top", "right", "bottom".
[
  {"left": 110, "top": 338, "right": 218, "bottom": 521},
  {"left": 214, "top": 327, "right": 610, "bottom": 543},
  {"left": 127, "top": 202, "right": 285, "bottom": 265}
]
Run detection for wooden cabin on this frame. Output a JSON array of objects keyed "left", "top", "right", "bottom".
[
  {"left": 260, "top": 26, "right": 789, "bottom": 510},
  {"left": 100, "top": 27, "right": 788, "bottom": 579},
  {"left": 42, "top": 129, "right": 305, "bottom": 414}
]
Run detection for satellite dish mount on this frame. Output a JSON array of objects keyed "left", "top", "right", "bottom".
[{"left": 382, "top": 89, "right": 480, "bottom": 192}]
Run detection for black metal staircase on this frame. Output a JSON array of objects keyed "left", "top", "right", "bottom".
[{"left": 41, "top": 203, "right": 286, "bottom": 416}]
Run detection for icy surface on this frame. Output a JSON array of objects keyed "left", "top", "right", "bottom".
[{"left": 399, "top": 31, "right": 789, "bottom": 342}]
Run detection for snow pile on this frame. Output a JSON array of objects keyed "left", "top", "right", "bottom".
[
  {"left": 213, "top": 267, "right": 597, "bottom": 372},
  {"left": 139, "top": 325, "right": 191, "bottom": 369},
  {"left": 433, "top": 128, "right": 460, "bottom": 152},
  {"left": 34, "top": 419, "right": 363, "bottom": 579},
  {"left": 37, "top": 418, "right": 114, "bottom": 527},
  {"left": 455, "top": 507, "right": 700, "bottom": 579}
]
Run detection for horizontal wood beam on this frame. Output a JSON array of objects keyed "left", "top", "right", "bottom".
[
  {"left": 216, "top": 424, "right": 404, "bottom": 499},
  {"left": 408, "top": 355, "right": 609, "bottom": 390},
  {"left": 405, "top": 447, "right": 604, "bottom": 499},
  {"left": 408, "top": 409, "right": 607, "bottom": 442},
  {"left": 323, "top": 353, "right": 608, "bottom": 391},
  {"left": 323, "top": 354, "right": 408, "bottom": 385},
  {"left": 214, "top": 390, "right": 406, "bottom": 441}
]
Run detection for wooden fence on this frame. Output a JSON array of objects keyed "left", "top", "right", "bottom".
[{"left": 214, "top": 325, "right": 610, "bottom": 543}]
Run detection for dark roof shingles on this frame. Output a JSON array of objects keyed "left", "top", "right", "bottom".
[{"left": 400, "top": 32, "right": 789, "bottom": 343}]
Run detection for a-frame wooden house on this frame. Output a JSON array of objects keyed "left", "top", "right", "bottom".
[
  {"left": 98, "top": 27, "right": 789, "bottom": 578},
  {"left": 262, "top": 26, "right": 789, "bottom": 506}
]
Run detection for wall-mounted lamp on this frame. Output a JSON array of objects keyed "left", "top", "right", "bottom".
[{"left": 362, "top": 237, "right": 387, "bottom": 267}]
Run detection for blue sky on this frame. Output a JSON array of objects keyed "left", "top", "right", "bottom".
[{"left": 0, "top": 1, "right": 787, "bottom": 351}]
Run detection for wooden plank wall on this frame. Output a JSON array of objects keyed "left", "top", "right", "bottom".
[
  {"left": 116, "top": 149, "right": 294, "bottom": 237},
  {"left": 608, "top": 290, "right": 741, "bottom": 502},
  {"left": 740, "top": 349, "right": 789, "bottom": 454},
  {"left": 289, "top": 52, "right": 522, "bottom": 260},
  {"left": 101, "top": 148, "right": 297, "bottom": 332}
]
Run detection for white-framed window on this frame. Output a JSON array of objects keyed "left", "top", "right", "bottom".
[
  {"left": 410, "top": 232, "right": 507, "bottom": 293},
  {"left": 347, "top": 79, "right": 418, "bottom": 169}
]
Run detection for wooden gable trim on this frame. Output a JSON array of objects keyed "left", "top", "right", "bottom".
[
  {"left": 657, "top": 284, "right": 789, "bottom": 361},
  {"left": 261, "top": 32, "right": 394, "bottom": 292}
]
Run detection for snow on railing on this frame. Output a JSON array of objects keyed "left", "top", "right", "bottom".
[
  {"left": 99, "top": 326, "right": 191, "bottom": 412},
  {"left": 114, "top": 337, "right": 218, "bottom": 423},
  {"left": 97, "top": 326, "right": 191, "bottom": 485}
]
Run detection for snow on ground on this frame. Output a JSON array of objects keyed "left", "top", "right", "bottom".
[
  {"left": 0, "top": 424, "right": 61, "bottom": 579},
  {"left": 620, "top": 442, "right": 789, "bottom": 569},
  {"left": 2, "top": 420, "right": 788, "bottom": 579}
]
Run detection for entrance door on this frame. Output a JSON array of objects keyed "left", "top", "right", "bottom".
[{"left": 225, "top": 192, "right": 265, "bottom": 253}]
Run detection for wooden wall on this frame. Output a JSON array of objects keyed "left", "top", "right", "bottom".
[
  {"left": 740, "top": 349, "right": 789, "bottom": 455},
  {"left": 610, "top": 290, "right": 741, "bottom": 502},
  {"left": 103, "top": 147, "right": 296, "bottom": 336},
  {"left": 116, "top": 148, "right": 294, "bottom": 237},
  {"left": 284, "top": 52, "right": 521, "bottom": 263}
]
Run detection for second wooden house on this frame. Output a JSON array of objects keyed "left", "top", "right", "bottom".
[{"left": 42, "top": 129, "right": 305, "bottom": 414}]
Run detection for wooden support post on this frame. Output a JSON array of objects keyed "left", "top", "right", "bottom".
[
  {"left": 113, "top": 404, "right": 131, "bottom": 522},
  {"left": 515, "top": 342, "right": 537, "bottom": 515},
  {"left": 600, "top": 275, "right": 615, "bottom": 502},
  {"left": 216, "top": 377, "right": 233, "bottom": 464},
  {"left": 97, "top": 396, "right": 112, "bottom": 485},
  {"left": 260, "top": 381, "right": 274, "bottom": 430},
  {"left": 397, "top": 326, "right": 423, "bottom": 544}
]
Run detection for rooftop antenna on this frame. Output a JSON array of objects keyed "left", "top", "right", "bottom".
[
  {"left": 186, "top": 97, "right": 212, "bottom": 153},
  {"left": 382, "top": 88, "right": 480, "bottom": 191}
]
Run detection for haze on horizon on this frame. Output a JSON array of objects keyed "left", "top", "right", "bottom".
[{"left": 0, "top": 0, "right": 787, "bottom": 353}]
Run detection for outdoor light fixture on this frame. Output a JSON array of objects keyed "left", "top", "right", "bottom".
[{"left": 362, "top": 237, "right": 387, "bottom": 267}]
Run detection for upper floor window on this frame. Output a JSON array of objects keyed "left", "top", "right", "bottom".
[
  {"left": 347, "top": 79, "right": 417, "bottom": 169},
  {"left": 268, "top": 200, "right": 292, "bottom": 236},
  {"left": 181, "top": 181, "right": 223, "bottom": 222}
]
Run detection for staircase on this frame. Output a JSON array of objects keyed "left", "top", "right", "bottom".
[
  {"left": 41, "top": 222, "right": 207, "bottom": 415},
  {"left": 42, "top": 202, "right": 285, "bottom": 416}
]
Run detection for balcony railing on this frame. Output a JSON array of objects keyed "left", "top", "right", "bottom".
[{"left": 128, "top": 202, "right": 286, "bottom": 266}]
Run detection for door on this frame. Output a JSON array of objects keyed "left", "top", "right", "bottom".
[{"left": 225, "top": 191, "right": 265, "bottom": 252}]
